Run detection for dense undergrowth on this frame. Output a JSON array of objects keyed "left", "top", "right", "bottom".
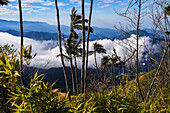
[{"left": 0, "top": 45, "right": 169, "bottom": 113}]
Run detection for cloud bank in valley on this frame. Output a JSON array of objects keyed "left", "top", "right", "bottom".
[{"left": 0, "top": 32, "right": 158, "bottom": 69}]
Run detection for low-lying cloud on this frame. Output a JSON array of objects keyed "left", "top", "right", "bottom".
[{"left": 0, "top": 32, "right": 158, "bottom": 69}]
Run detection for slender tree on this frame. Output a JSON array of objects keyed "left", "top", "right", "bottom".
[
  {"left": 93, "top": 42, "right": 106, "bottom": 82},
  {"left": 81, "top": 0, "right": 85, "bottom": 94},
  {"left": 80, "top": 1, "right": 93, "bottom": 94},
  {"left": 84, "top": 0, "right": 93, "bottom": 93},
  {"left": 54, "top": 0, "right": 70, "bottom": 100},
  {"left": 101, "top": 55, "right": 117, "bottom": 86},
  {"left": 69, "top": 7, "right": 92, "bottom": 95},
  {"left": 18, "top": 0, "right": 24, "bottom": 85},
  {"left": 114, "top": 0, "right": 146, "bottom": 101},
  {"left": 61, "top": 34, "right": 81, "bottom": 95},
  {"left": 61, "top": 36, "right": 76, "bottom": 95},
  {"left": 145, "top": 3, "right": 170, "bottom": 102},
  {"left": 69, "top": 57, "right": 76, "bottom": 95},
  {"left": 165, "top": 5, "right": 170, "bottom": 85},
  {"left": 135, "top": 0, "right": 144, "bottom": 101},
  {"left": 110, "top": 54, "right": 118, "bottom": 86},
  {"left": 73, "top": 42, "right": 82, "bottom": 95},
  {"left": 101, "top": 49, "right": 134, "bottom": 87},
  {"left": 61, "top": 38, "right": 82, "bottom": 95}
]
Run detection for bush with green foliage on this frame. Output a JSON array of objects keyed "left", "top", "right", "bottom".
[
  {"left": 9, "top": 73, "right": 70, "bottom": 113},
  {"left": 70, "top": 89, "right": 140, "bottom": 113}
]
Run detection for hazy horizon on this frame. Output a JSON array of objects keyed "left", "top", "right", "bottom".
[{"left": 0, "top": 0, "right": 157, "bottom": 29}]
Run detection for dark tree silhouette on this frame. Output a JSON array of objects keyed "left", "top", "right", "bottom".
[
  {"left": 0, "top": 0, "right": 8, "bottom": 6},
  {"left": 135, "top": 0, "right": 144, "bottom": 101},
  {"left": 81, "top": 0, "right": 85, "bottom": 94},
  {"left": 93, "top": 42, "right": 106, "bottom": 81},
  {"left": 165, "top": 5, "right": 170, "bottom": 16},
  {"left": 54, "top": 0, "right": 70, "bottom": 100},
  {"left": 85, "top": 0, "right": 93, "bottom": 94},
  {"left": 18, "top": 0, "right": 24, "bottom": 85},
  {"left": 61, "top": 35, "right": 77, "bottom": 95},
  {"left": 63, "top": 7, "right": 93, "bottom": 95}
]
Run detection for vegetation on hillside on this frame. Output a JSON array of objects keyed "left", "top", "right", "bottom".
[
  {"left": 0, "top": 43, "right": 169, "bottom": 112},
  {"left": 0, "top": 0, "right": 170, "bottom": 112}
]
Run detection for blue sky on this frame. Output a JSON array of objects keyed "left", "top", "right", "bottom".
[{"left": 0, "top": 0, "right": 161, "bottom": 29}]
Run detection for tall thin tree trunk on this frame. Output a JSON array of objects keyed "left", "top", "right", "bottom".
[
  {"left": 136, "top": 0, "right": 144, "bottom": 101},
  {"left": 18, "top": 0, "right": 24, "bottom": 86},
  {"left": 168, "top": 34, "right": 170, "bottom": 87},
  {"left": 146, "top": 42, "right": 170, "bottom": 102},
  {"left": 55, "top": 0, "right": 70, "bottom": 100},
  {"left": 114, "top": 66, "right": 116, "bottom": 87},
  {"left": 100, "top": 66, "right": 103, "bottom": 82},
  {"left": 84, "top": 0, "right": 93, "bottom": 94},
  {"left": 111, "top": 64, "right": 113, "bottom": 86},
  {"left": 94, "top": 52, "right": 99, "bottom": 81},
  {"left": 74, "top": 57, "right": 79, "bottom": 95},
  {"left": 70, "top": 57, "right": 76, "bottom": 95},
  {"left": 81, "top": 0, "right": 85, "bottom": 94},
  {"left": 164, "top": 13, "right": 170, "bottom": 87}
]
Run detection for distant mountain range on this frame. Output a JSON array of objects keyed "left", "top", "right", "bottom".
[{"left": 0, "top": 19, "right": 164, "bottom": 41}]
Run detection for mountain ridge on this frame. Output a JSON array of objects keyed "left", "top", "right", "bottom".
[
  {"left": 0, "top": 18, "right": 164, "bottom": 41},
  {"left": 0, "top": 18, "right": 121, "bottom": 39}
]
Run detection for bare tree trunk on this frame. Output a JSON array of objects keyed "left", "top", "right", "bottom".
[
  {"left": 114, "top": 66, "right": 116, "bottom": 87},
  {"left": 81, "top": 0, "right": 85, "bottom": 94},
  {"left": 168, "top": 35, "right": 170, "bottom": 87},
  {"left": 55, "top": 0, "right": 70, "bottom": 100},
  {"left": 111, "top": 64, "right": 113, "bottom": 86},
  {"left": 84, "top": 0, "right": 93, "bottom": 94},
  {"left": 136, "top": 0, "right": 144, "bottom": 101},
  {"left": 100, "top": 66, "right": 103, "bottom": 82},
  {"left": 18, "top": 0, "right": 24, "bottom": 86},
  {"left": 94, "top": 52, "right": 99, "bottom": 82},
  {"left": 74, "top": 57, "right": 79, "bottom": 95},
  {"left": 69, "top": 57, "right": 76, "bottom": 95},
  {"left": 146, "top": 42, "right": 170, "bottom": 102},
  {"left": 166, "top": 16, "right": 170, "bottom": 87}
]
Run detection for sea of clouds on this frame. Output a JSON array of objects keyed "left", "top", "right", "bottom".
[{"left": 0, "top": 32, "right": 158, "bottom": 69}]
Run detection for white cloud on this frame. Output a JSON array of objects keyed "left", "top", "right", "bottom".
[
  {"left": 0, "top": 7, "right": 18, "bottom": 15},
  {"left": 85, "top": 2, "right": 90, "bottom": 5},
  {"left": 69, "top": 0, "right": 79, "bottom": 2},
  {"left": 42, "top": 2, "right": 54, "bottom": 6},
  {"left": 115, "top": 1, "right": 127, "bottom": 7},
  {"left": 60, "top": 10, "right": 70, "bottom": 14},
  {"left": 99, "top": 4, "right": 111, "bottom": 8},
  {"left": 42, "top": 1, "right": 68, "bottom": 6},
  {"left": 58, "top": 2, "right": 69, "bottom": 6},
  {"left": 9, "top": 0, "right": 16, "bottom": 1},
  {"left": 22, "top": 0, "right": 68, "bottom": 7},
  {"left": 99, "top": 0, "right": 126, "bottom": 8},
  {"left": 0, "top": 32, "right": 59, "bottom": 69},
  {"left": 0, "top": 32, "right": 158, "bottom": 69},
  {"left": 23, "top": 0, "right": 44, "bottom": 3},
  {"left": 22, "top": 5, "right": 50, "bottom": 10},
  {"left": 69, "top": 0, "right": 90, "bottom": 6},
  {"left": 101, "top": 0, "right": 114, "bottom": 3}
]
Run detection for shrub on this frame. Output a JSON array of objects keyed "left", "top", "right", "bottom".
[{"left": 9, "top": 73, "right": 70, "bottom": 113}]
